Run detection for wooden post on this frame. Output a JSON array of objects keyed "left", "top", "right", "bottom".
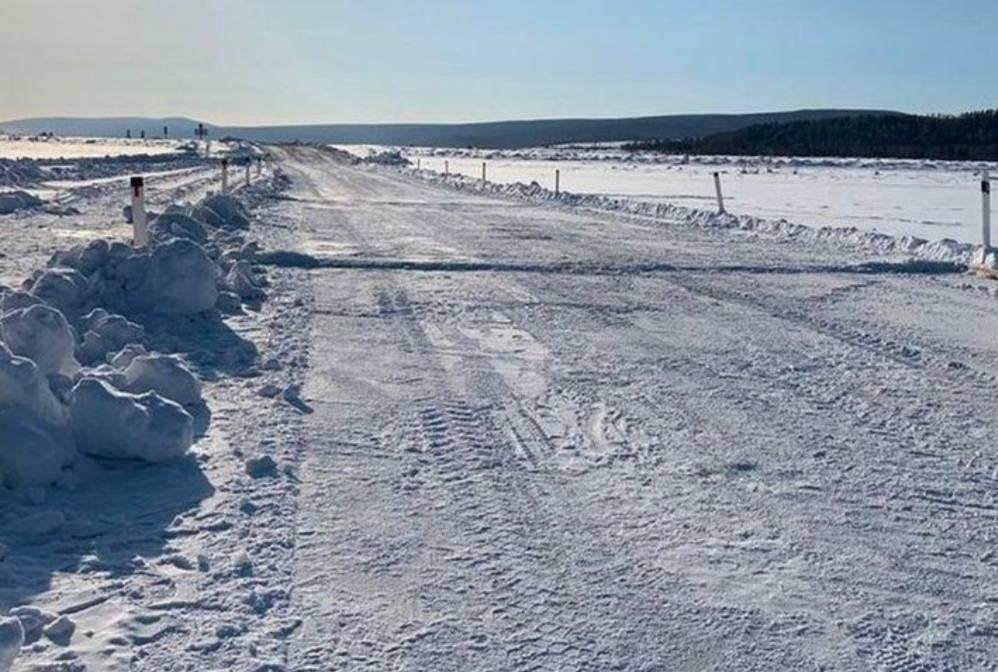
[
  {"left": 555, "top": 169, "right": 560, "bottom": 196},
  {"left": 221, "top": 158, "right": 229, "bottom": 194},
  {"left": 482, "top": 161, "right": 487, "bottom": 182},
  {"left": 444, "top": 160, "right": 449, "bottom": 176}
]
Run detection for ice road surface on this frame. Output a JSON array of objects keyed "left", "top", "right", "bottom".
[
  {"left": 280, "top": 147, "right": 998, "bottom": 670},
  {"left": 339, "top": 144, "right": 996, "bottom": 246},
  {"left": 3, "top": 144, "right": 998, "bottom": 671}
]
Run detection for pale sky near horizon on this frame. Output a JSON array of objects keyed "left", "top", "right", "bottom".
[{"left": 3, "top": 0, "right": 997, "bottom": 125}]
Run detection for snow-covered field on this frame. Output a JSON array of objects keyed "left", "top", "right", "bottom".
[
  {"left": 338, "top": 144, "right": 996, "bottom": 246},
  {"left": 0, "top": 135, "right": 192, "bottom": 160},
  {"left": 2, "top": 144, "right": 998, "bottom": 671}
]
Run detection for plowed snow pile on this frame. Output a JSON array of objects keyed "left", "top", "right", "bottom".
[{"left": 0, "top": 193, "right": 266, "bottom": 485}]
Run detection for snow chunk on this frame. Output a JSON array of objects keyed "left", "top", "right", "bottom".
[
  {"left": 225, "top": 260, "right": 266, "bottom": 301},
  {"left": 122, "top": 353, "right": 203, "bottom": 406},
  {"left": 137, "top": 239, "right": 219, "bottom": 314},
  {"left": 70, "top": 378, "right": 193, "bottom": 463},
  {"left": 49, "top": 239, "right": 109, "bottom": 277},
  {"left": 150, "top": 211, "right": 208, "bottom": 245},
  {"left": 76, "top": 309, "right": 144, "bottom": 366},
  {"left": 0, "top": 291, "right": 43, "bottom": 314},
  {"left": 42, "top": 615, "right": 74, "bottom": 645},
  {"left": 9, "top": 606, "right": 54, "bottom": 644},
  {"left": 1, "top": 304, "right": 79, "bottom": 376},
  {"left": 0, "top": 410, "right": 75, "bottom": 488},
  {"left": 25, "top": 268, "right": 89, "bottom": 317},
  {"left": 200, "top": 194, "right": 250, "bottom": 230},
  {"left": 244, "top": 455, "right": 277, "bottom": 478},
  {"left": 0, "top": 616, "right": 23, "bottom": 672},
  {"left": 0, "top": 343, "right": 68, "bottom": 425},
  {"left": 0, "top": 190, "right": 43, "bottom": 215},
  {"left": 108, "top": 343, "right": 148, "bottom": 369}
]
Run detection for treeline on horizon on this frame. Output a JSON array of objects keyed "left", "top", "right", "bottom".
[{"left": 624, "top": 109, "right": 998, "bottom": 161}]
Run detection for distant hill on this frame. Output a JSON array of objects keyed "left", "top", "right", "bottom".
[
  {"left": 0, "top": 110, "right": 896, "bottom": 149},
  {"left": 0, "top": 116, "right": 204, "bottom": 140},
  {"left": 626, "top": 109, "right": 998, "bottom": 160}
]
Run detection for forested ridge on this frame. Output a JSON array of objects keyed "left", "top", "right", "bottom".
[{"left": 625, "top": 110, "right": 998, "bottom": 160}]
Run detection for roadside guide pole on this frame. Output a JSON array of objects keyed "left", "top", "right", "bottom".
[
  {"left": 713, "top": 171, "right": 725, "bottom": 214},
  {"left": 130, "top": 176, "right": 148, "bottom": 247}
]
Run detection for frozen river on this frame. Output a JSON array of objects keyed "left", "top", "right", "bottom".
[{"left": 341, "top": 145, "right": 994, "bottom": 246}]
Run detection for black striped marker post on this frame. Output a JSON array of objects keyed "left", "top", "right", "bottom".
[
  {"left": 984, "top": 170, "right": 992, "bottom": 252},
  {"left": 130, "top": 176, "right": 148, "bottom": 247}
]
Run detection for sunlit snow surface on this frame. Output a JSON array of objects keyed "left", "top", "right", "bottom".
[
  {"left": 0, "top": 135, "right": 188, "bottom": 160},
  {"left": 338, "top": 144, "right": 997, "bottom": 245}
]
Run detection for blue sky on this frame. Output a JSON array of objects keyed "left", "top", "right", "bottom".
[{"left": 2, "top": 0, "right": 997, "bottom": 124}]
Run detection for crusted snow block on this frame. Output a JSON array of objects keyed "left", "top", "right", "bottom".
[
  {"left": 150, "top": 211, "right": 208, "bottom": 245},
  {"left": 122, "top": 353, "right": 203, "bottom": 406},
  {"left": 49, "top": 240, "right": 109, "bottom": 277},
  {"left": 24, "top": 268, "right": 89, "bottom": 317},
  {"left": 97, "top": 239, "right": 218, "bottom": 315},
  {"left": 76, "top": 309, "right": 144, "bottom": 366},
  {"left": 0, "top": 304, "right": 79, "bottom": 376},
  {"left": 109, "top": 343, "right": 148, "bottom": 369},
  {"left": 0, "top": 290, "right": 44, "bottom": 315},
  {"left": 0, "top": 410, "right": 75, "bottom": 488},
  {"left": 225, "top": 260, "right": 266, "bottom": 301},
  {"left": 0, "top": 343, "right": 68, "bottom": 426},
  {"left": 200, "top": 194, "right": 250, "bottom": 230},
  {"left": 69, "top": 378, "right": 193, "bottom": 463},
  {"left": 0, "top": 616, "right": 23, "bottom": 672},
  {"left": 139, "top": 239, "right": 219, "bottom": 314},
  {"left": 0, "top": 190, "right": 43, "bottom": 215}
]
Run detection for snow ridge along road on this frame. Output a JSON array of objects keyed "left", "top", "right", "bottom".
[{"left": 267, "top": 146, "right": 998, "bottom": 671}]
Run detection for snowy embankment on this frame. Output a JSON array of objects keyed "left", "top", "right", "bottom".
[
  {"left": 0, "top": 168, "right": 291, "bottom": 669},
  {"left": 401, "top": 166, "right": 997, "bottom": 270}
]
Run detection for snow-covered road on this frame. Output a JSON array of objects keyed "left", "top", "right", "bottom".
[{"left": 268, "top": 147, "right": 998, "bottom": 670}]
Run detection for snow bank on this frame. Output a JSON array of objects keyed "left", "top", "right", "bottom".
[
  {"left": 0, "top": 186, "right": 270, "bottom": 488},
  {"left": 405, "top": 168, "right": 994, "bottom": 269}
]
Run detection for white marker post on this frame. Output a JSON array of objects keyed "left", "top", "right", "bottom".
[
  {"left": 713, "top": 171, "right": 725, "bottom": 214},
  {"left": 416, "top": 158, "right": 421, "bottom": 171},
  {"left": 984, "top": 170, "right": 992, "bottom": 253},
  {"left": 482, "top": 161, "right": 487, "bottom": 182},
  {"left": 555, "top": 169, "right": 560, "bottom": 196},
  {"left": 130, "top": 176, "right": 148, "bottom": 247},
  {"left": 444, "top": 160, "right": 449, "bottom": 176},
  {"left": 221, "top": 158, "right": 229, "bottom": 194}
]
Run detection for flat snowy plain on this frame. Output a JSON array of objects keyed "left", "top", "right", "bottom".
[
  {"left": 0, "top": 135, "right": 189, "bottom": 160},
  {"left": 1, "top": 143, "right": 998, "bottom": 671},
  {"left": 340, "top": 144, "right": 997, "bottom": 246}
]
